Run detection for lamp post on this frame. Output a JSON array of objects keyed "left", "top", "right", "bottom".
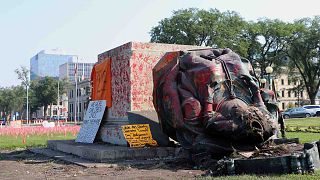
[
  {"left": 265, "top": 66, "right": 273, "bottom": 90},
  {"left": 26, "top": 82, "right": 29, "bottom": 124},
  {"left": 260, "top": 78, "right": 267, "bottom": 88},
  {"left": 273, "top": 79, "right": 279, "bottom": 98}
]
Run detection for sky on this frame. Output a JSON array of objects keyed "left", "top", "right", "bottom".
[{"left": 1, "top": 0, "right": 320, "bottom": 87}]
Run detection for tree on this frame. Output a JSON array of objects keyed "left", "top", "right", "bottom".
[
  {"left": 0, "top": 87, "right": 14, "bottom": 121},
  {"left": 150, "top": 9, "right": 292, "bottom": 74},
  {"left": 286, "top": 16, "right": 320, "bottom": 104},
  {"left": 59, "top": 77, "right": 72, "bottom": 94},
  {"left": 244, "top": 19, "right": 294, "bottom": 76},
  {"left": 0, "top": 86, "right": 25, "bottom": 121},
  {"left": 15, "top": 66, "right": 30, "bottom": 120},
  {"left": 31, "top": 77, "right": 58, "bottom": 118},
  {"left": 150, "top": 8, "right": 247, "bottom": 55},
  {"left": 11, "top": 86, "right": 25, "bottom": 119}
]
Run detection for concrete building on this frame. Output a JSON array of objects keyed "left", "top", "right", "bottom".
[
  {"left": 274, "top": 72, "right": 309, "bottom": 110},
  {"left": 68, "top": 79, "right": 91, "bottom": 122},
  {"left": 30, "top": 49, "right": 77, "bottom": 80},
  {"left": 59, "top": 62, "right": 94, "bottom": 83}
]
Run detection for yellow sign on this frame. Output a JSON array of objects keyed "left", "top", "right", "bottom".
[{"left": 121, "top": 124, "right": 158, "bottom": 148}]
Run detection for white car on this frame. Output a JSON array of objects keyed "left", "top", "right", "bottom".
[{"left": 302, "top": 105, "right": 320, "bottom": 116}]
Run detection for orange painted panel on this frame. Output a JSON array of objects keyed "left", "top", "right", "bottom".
[{"left": 91, "top": 58, "right": 112, "bottom": 107}]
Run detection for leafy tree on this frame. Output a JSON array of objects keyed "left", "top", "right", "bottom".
[
  {"left": 150, "top": 8, "right": 247, "bottom": 55},
  {"left": 286, "top": 16, "right": 320, "bottom": 104},
  {"left": 15, "top": 66, "right": 30, "bottom": 119},
  {"left": 30, "top": 77, "right": 58, "bottom": 118},
  {"left": 15, "top": 66, "right": 29, "bottom": 88},
  {"left": 11, "top": 85, "right": 25, "bottom": 119},
  {"left": 28, "top": 80, "right": 40, "bottom": 116},
  {"left": 244, "top": 19, "right": 294, "bottom": 75},
  {"left": 0, "top": 86, "right": 25, "bottom": 121},
  {"left": 150, "top": 9, "right": 292, "bottom": 74},
  {"left": 59, "top": 77, "right": 72, "bottom": 95},
  {"left": 0, "top": 87, "right": 14, "bottom": 121}
]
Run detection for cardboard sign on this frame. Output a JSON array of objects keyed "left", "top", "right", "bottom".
[
  {"left": 76, "top": 100, "right": 106, "bottom": 143},
  {"left": 121, "top": 124, "right": 158, "bottom": 148}
]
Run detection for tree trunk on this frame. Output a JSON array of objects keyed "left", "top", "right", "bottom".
[
  {"left": 44, "top": 105, "right": 48, "bottom": 119},
  {"left": 310, "top": 97, "right": 316, "bottom": 105}
]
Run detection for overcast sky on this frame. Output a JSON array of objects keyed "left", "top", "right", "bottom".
[{"left": 1, "top": 0, "right": 320, "bottom": 87}]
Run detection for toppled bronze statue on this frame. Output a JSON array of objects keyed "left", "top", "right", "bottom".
[{"left": 153, "top": 48, "right": 283, "bottom": 156}]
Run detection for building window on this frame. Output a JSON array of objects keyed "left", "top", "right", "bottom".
[
  {"left": 281, "top": 79, "right": 284, "bottom": 85},
  {"left": 79, "top": 103, "right": 82, "bottom": 112},
  {"left": 69, "top": 103, "right": 73, "bottom": 113},
  {"left": 294, "top": 92, "right": 297, "bottom": 97},
  {"left": 282, "top": 103, "right": 285, "bottom": 110},
  {"left": 288, "top": 91, "right": 291, "bottom": 97},
  {"left": 301, "top": 91, "right": 303, "bottom": 97},
  {"left": 282, "top": 91, "right": 285, "bottom": 97}
]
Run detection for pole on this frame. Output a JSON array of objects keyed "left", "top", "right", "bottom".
[
  {"left": 57, "top": 79, "right": 60, "bottom": 126},
  {"left": 26, "top": 85, "right": 29, "bottom": 124},
  {"left": 268, "top": 74, "right": 271, "bottom": 90},
  {"left": 74, "top": 59, "right": 78, "bottom": 124},
  {"left": 26, "top": 70, "right": 29, "bottom": 125}
]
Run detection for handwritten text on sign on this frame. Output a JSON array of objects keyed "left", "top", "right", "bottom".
[
  {"left": 76, "top": 100, "right": 106, "bottom": 143},
  {"left": 121, "top": 124, "right": 157, "bottom": 148}
]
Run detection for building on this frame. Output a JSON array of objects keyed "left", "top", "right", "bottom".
[
  {"left": 68, "top": 79, "right": 91, "bottom": 122},
  {"left": 30, "top": 49, "right": 77, "bottom": 80},
  {"left": 274, "top": 72, "right": 309, "bottom": 110},
  {"left": 59, "top": 62, "right": 94, "bottom": 83}
]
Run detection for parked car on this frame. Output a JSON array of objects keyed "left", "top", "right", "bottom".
[
  {"left": 52, "top": 115, "right": 67, "bottom": 121},
  {"left": 282, "top": 107, "right": 315, "bottom": 119},
  {"left": 302, "top": 105, "right": 320, "bottom": 116}
]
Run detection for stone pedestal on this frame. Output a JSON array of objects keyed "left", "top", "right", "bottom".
[{"left": 96, "top": 42, "right": 202, "bottom": 145}]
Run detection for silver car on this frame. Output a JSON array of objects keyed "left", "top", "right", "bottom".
[
  {"left": 302, "top": 105, "right": 320, "bottom": 116},
  {"left": 282, "top": 107, "right": 315, "bottom": 119}
]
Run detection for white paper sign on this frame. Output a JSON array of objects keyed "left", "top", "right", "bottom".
[{"left": 76, "top": 100, "right": 106, "bottom": 143}]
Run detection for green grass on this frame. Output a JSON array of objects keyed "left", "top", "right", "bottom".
[
  {"left": 285, "top": 117, "right": 320, "bottom": 127},
  {"left": 285, "top": 132, "right": 320, "bottom": 143},
  {"left": 203, "top": 170, "right": 320, "bottom": 180},
  {"left": 0, "top": 133, "right": 76, "bottom": 150}
]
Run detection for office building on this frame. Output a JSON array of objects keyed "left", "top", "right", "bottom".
[
  {"left": 30, "top": 49, "right": 77, "bottom": 80},
  {"left": 59, "top": 62, "right": 94, "bottom": 83}
]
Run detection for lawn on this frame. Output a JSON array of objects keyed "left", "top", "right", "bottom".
[
  {"left": 207, "top": 170, "right": 320, "bottom": 180},
  {"left": 0, "top": 133, "right": 77, "bottom": 150},
  {"left": 0, "top": 125, "right": 79, "bottom": 149},
  {"left": 286, "top": 132, "right": 320, "bottom": 143},
  {"left": 285, "top": 117, "right": 320, "bottom": 127}
]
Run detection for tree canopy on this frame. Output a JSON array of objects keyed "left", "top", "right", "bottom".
[
  {"left": 286, "top": 16, "right": 320, "bottom": 104},
  {"left": 150, "top": 8, "right": 247, "bottom": 55},
  {"left": 30, "top": 77, "right": 58, "bottom": 118}
]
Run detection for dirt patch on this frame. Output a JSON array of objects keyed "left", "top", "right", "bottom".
[{"left": 0, "top": 149, "right": 204, "bottom": 180}]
